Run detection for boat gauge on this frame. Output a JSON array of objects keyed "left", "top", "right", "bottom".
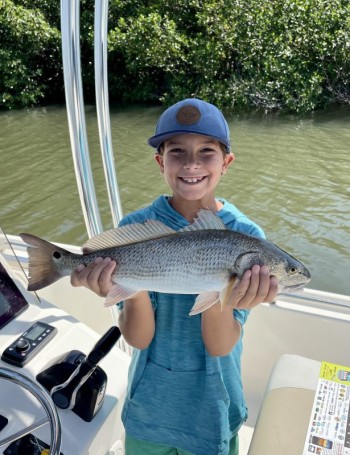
[{"left": 1, "top": 321, "right": 57, "bottom": 367}]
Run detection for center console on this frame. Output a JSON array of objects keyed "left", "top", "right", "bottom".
[{"left": 0, "top": 231, "right": 130, "bottom": 455}]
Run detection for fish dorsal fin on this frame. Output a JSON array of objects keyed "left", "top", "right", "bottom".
[
  {"left": 82, "top": 220, "right": 176, "bottom": 253},
  {"left": 181, "top": 209, "right": 227, "bottom": 232}
]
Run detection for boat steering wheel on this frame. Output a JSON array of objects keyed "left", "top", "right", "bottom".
[{"left": 0, "top": 367, "right": 62, "bottom": 455}]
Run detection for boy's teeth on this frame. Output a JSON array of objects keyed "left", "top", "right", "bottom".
[{"left": 182, "top": 177, "right": 203, "bottom": 183}]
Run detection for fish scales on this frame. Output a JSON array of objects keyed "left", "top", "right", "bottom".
[{"left": 110, "top": 230, "right": 235, "bottom": 293}]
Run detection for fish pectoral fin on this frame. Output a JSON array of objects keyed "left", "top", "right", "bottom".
[
  {"left": 189, "top": 292, "right": 220, "bottom": 316},
  {"left": 219, "top": 276, "right": 237, "bottom": 311},
  {"left": 104, "top": 284, "right": 139, "bottom": 307}
]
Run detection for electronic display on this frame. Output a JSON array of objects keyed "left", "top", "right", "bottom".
[
  {"left": 26, "top": 324, "right": 46, "bottom": 340},
  {"left": 0, "top": 293, "right": 10, "bottom": 315},
  {"left": 0, "top": 258, "right": 29, "bottom": 330}
]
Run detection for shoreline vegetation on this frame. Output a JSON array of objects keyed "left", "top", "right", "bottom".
[{"left": 1, "top": 0, "right": 350, "bottom": 113}]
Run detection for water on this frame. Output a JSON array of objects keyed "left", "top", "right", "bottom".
[{"left": 1, "top": 105, "right": 349, "bottom": 296}]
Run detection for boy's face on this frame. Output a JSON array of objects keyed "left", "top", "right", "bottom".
[{"left": 154, "top": 134, "right": 234, "bottom": 204}]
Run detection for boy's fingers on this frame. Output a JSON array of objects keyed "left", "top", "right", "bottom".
[
  {"left": 253, "top": 265, "right": 271, "bottom": 303},
  {"left": 97, "top": 260, "right": 117, "bottom": 296},
  {"left": 235, "top": 266, "right": 279, "bottom": 308},
  {"left": 86, "top": 258, "right": 112, "bottom": 286},
  {"left": 263, "top": 276, "right": 279, "bottom": 303},
  {"left": 71, "top": 257, "right": 103, "bottom": 287},
  {"left": 234, "top": 265, "right": 261, "bottom": 307},
  {"left": 71, "top": 258, "right": 116, "bottom": 297}
]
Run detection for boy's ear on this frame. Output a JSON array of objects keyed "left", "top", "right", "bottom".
[
  {"left": 222, "top": 152, "right": 235, "bottom": 174},
  {"left": 154, "top": 154, "right": 164, "bottom": 173}
]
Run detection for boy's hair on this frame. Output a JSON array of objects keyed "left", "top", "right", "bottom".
[{"left": 148, "top": 98, "right": 231, "bottom": 153}]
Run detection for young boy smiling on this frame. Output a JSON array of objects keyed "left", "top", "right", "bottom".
[{"left": 72, "top": 98, "right": 278, "bottom": 454}]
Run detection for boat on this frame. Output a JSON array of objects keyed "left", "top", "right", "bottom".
[{"left": 1, "top": 2, "right": 349, "bottom": 454}]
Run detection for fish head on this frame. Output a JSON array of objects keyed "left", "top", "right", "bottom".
[
  {"left": 267, "top": 254, "right": 311, "bottom": 293},
  {"left": 234, "top": 246, "right": 311, "bottom": 293}
]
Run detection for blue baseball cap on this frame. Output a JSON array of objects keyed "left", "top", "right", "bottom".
[{"left": 148, "top": 98, "right": 231, "bottom": 152}]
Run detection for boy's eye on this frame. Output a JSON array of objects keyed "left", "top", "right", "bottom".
[
  {"left": 169, "top": 148, "right": 184, "bottom": 154},
  {"left": 200, "top": 147, "right": 217, "bottom": 154}
]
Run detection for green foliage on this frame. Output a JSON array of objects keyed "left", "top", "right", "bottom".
[
  {"left": 108, "top": 10, "right": 188, "bottom": 102},
  {"left": 105, "top": 0, "right": 350, "bottom": 112},
  {"left": 0, "top": 0, "right": 61, "bottom": 109},
  {"left": 1, "top": 0, "right": 350, "bottom": 112}
]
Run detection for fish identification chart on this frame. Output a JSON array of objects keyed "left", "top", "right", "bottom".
[{"left": 303, "top": 361, "right": 350, "bottom": 455}]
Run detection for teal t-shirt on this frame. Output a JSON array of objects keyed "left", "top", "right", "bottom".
[{"left": 118, "top": 196, "right": 265, "bottom": 455}]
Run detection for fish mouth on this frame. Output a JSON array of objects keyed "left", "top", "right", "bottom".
[
  {"left": 179, "top": 176, "right": 208, "bottom": 184},
  {"left": 280, "top": 283, "right": 307, "bottom": 293}
]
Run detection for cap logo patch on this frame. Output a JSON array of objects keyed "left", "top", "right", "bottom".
[{"left": 176, "top": 105, "right": 201, "bottom": 125}]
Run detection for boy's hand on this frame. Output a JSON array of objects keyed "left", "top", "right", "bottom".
[
  {"left": 228, "top": 265, "right": 278, "bottom": 310},
  {"left": 202, "top": 265, "right": 278, "bottom": 356},
  {"left": 71, "top": 257, "right": 116, "bottom": 297}
]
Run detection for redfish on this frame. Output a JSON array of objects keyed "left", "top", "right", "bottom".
[{"left": 20, "top": 210, "right": 311, "bottom": 315}]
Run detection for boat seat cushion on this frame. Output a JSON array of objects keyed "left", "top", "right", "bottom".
[{"left": 248, "top": 354, "right": 321, "bottom": 455}]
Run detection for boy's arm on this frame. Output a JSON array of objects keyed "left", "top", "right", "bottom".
[
  {"left": 118, "top": 292, "right": 155, "bottom": 349},
  {"left": 71, "top": 259, "right": 155, "bottom": 349},
  {"left": 201, "top": 265, "right": 278, "bottom": 357}
]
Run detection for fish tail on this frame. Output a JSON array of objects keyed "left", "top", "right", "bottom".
[{"left": 20, "top": 233, "right": 70, "bottom": 291}]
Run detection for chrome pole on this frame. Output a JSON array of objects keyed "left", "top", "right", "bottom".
[
  {"left": 61, "top": 0, "right": 103, "bottom": 238},
  {"left": 94, "top": 0, "right": 123, "bottom": 227}
]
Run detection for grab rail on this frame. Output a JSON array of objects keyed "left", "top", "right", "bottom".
[
  {"left": 269, "top": 290, "right": 350, "bottom": 322},
  {"left": 278, "top": 291, "right": 350, "bottom": 310},
  {"left": 60, "top": 0, "right": 127, "bottom": 330},
  {"left": 61, "top": 0, "right": 103, "bottom": 238},
  {"left": 94, "top": 0, "right": 123, "bottom": 227},
  {"left": 61, "top": 0, "right": 123, "bottom": 237}
]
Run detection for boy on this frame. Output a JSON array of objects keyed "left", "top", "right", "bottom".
[{"left": 72, "top": 98, "right": 278, "bottom": 454}]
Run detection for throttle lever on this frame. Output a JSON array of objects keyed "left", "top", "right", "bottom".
[{"left": 50, "top": 326, "right": 121, "bottom": 409}]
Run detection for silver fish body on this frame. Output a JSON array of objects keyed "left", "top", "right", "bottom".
[
  {"left": 107, "top": 230, "right": 308, "bottom": 292},
  {"left": 20, "top": 210, "right": 311, "bottom": 314}
]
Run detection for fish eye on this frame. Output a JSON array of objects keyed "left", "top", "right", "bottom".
[
  {"left": 53, "top": 251, "right": 61, "bottom": 259},
  {"left": 288, "top": 266, "right": 298, "bottom": 275}
]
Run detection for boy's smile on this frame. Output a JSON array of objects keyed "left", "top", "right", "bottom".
[
  {"left": 179, "top": 176, "right": 207, "bottom": 184},
  {"left": 155, "top": 134, "right": 234, "bottom": 216}
]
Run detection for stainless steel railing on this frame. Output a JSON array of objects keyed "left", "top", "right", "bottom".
[
  {"left": 94, "top": 0, "right": 123, "bottom": 228},
  {"left": 60, "top": 0, "right": 123, "bottom": 329},
  {"left": 60, "top": 0, "right": 123, "bottom": 238},
  {"left": 60, "top": 0, "right": 103, "bottom": 238}
]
